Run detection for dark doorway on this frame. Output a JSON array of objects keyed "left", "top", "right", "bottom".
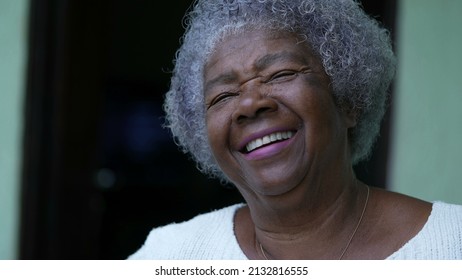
[{"left": 20, "top": 0, "right": 396, "bottom": 259}]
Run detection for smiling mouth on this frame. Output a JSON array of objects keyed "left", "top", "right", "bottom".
[{"left": 244, "top": 131, "right": 295, "bottom": 153}]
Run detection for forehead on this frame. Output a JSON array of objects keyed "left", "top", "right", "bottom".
[
  {"left": 206, "top": 29, "right": 310, "bottom": 67},
  {"left": 204, "top": 30, "right": 318, "bottom": 83}
]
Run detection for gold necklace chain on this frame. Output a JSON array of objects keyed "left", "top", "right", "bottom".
[
  {"left": 338, "top": 186, "right": 370, "bottom": 259},
  {"left": 259, "top": 186, "right": 370, "bottom": 260}
]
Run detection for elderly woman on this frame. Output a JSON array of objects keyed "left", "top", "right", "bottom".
[{"left": 129, "top": 0, "right": 462, "bottom": 259}]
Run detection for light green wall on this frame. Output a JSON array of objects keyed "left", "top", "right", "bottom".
[
  {"left": 390, "top": 0, "right": 462, "bottom": 204},
  {"left": 0, "top": 0, "right": 28, "bottom": 259}
]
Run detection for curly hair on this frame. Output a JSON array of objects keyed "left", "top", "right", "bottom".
[{"left": 164, "top": 0, "right": 396, "bottom": 181}]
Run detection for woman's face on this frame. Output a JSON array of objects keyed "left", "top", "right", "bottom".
[{"left": 204, "top": 30, "right": 355, "bottom": 197}]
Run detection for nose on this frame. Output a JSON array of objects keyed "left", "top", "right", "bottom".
[{"left": 232, "top": 82, "right": 278, "bottom": 124}]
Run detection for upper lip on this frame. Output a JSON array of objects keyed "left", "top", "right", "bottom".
[{"left": 238, "top": 127, "right": 297, "bottom": 153}]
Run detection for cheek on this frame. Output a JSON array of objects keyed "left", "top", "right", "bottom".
[
  {"left": 206, "top": 113, "right": 241, "bottom": 179},
  {"left": 206, "top": 112, "right": 229, "bottom": 155}
]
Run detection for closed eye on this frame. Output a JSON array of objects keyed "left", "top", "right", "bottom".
[
  {"left": 207, "top": 91, "right": 239, "bottom": 109},
  {"left": 268, "top": 70, "right": 298, "bottom": 83}
]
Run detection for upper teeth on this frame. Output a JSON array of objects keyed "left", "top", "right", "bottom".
[{"left": 246, "top": 131, "right": 294, "bottom": 153}]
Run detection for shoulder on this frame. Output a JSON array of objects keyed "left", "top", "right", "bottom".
[
  {"left": 367, "top": 188, "right": 433, "bottom": 242},
  {"left": 364, "top": 188, "right": 462, "bottom": 259},
  {"left": 387, "top": 201, "right": 462, "bottom": 259},
  {"left": 128, "top": 203, "right": 246, "bottom": 260},
  {"left": 415, "top": 201, "right": 462, "bottom": 237},
  {"left": 357, "top": 188, "right": 432, "bottom": 259}
]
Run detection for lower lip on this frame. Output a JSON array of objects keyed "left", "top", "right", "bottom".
[{"left": 243, "top": 136, "right": 295, "bottom": 161}]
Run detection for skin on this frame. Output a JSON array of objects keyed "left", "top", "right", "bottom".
[{"left": 203, "top": 29, "right": 432, "bottom": 259}]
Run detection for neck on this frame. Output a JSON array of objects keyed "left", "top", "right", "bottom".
[
  {"left": 248, "top": 163, "right": 359, "bottom": 225},
  {"left": 240, "top": 171, "right": 368, "bottom": 259}
]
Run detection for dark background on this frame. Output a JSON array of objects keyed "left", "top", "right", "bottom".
[{"left": 20, "top": 0, "right": 397, "bottom": 259}]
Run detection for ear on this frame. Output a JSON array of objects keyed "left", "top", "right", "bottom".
[{"left": 341, "top": 107, "right": 357, "bottom": 129}]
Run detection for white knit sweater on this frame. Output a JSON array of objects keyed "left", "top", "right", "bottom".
[{"left": 128, "top": 202, "right": 462, "bottom": 260}]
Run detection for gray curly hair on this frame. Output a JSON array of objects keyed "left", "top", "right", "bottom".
[{"left": 164, "top": 0, "right": 396, "bottom": 181}]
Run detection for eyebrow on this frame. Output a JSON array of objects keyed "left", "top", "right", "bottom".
[
  {"left": 254, "top": 51, "right": 307, "bottom": 72},
  {"left": 204, "top": 51, "right": 309, "bottom": 93},
  {"left": 204, "top": 72, "right": 239, "bottom": 94}
]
